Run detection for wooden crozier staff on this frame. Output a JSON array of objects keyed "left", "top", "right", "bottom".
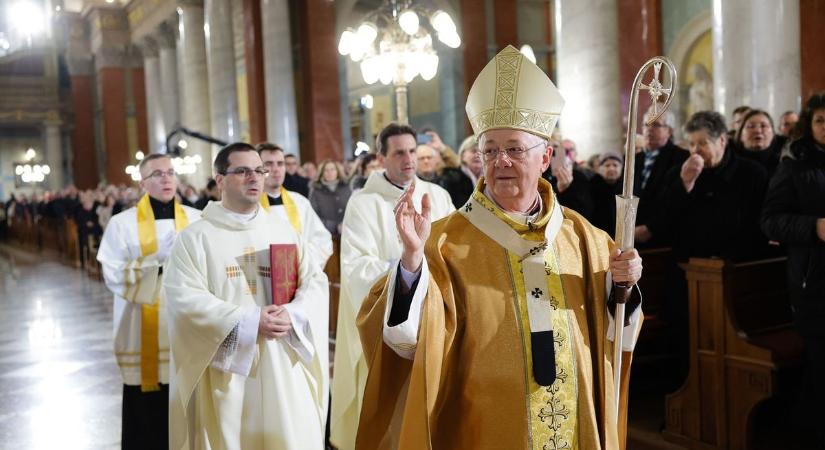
[{"left": 613, "top": 57, "right": 677, "bottom": 417}]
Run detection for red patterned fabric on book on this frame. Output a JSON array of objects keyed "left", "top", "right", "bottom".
[{"left": 269, "top": 244, "right": 298, "bottom": 305}]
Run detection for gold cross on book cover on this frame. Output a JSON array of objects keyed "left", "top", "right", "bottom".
[{"left": 269, "top": 244, "right": 298, "bottom": 306}]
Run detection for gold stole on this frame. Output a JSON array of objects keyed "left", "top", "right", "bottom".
[
  {"left": 259, "top": 187, "right": 302, "bottom": 233},
  {"left": 470, "top": 189, "right": 579, "bottom": 449},
  {"left": 136, "top": 194, "right": 189, "bottom": 392}
]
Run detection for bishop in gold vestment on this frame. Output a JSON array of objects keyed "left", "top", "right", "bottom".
[{"left": 355, "top": 46, "right": 644, "bottom": 450}]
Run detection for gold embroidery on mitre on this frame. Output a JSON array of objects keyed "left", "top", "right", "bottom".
[{"left": 466, "top": 45, "right": 564, "bottom": 141}]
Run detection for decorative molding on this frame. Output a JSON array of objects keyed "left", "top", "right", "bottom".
[{"left": 136, "top": 36, "right": 159, "bottom": 58}]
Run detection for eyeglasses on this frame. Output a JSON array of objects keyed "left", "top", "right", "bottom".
[
  {"left": 221, "top": 167, "right": 270, "bottom": 178},
  {"left": 143, "top": 169, "right": 176, "bottom": 180},
  {"left": 744, "top": 123, "right": 772, "bottom": 130},
  {"left": 481, "top": 141, "right": 546, "bottom": 162}
]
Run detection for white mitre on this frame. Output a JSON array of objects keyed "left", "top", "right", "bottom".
[{"left": 465, "top": 45, "right": 565, "bottom": 140}]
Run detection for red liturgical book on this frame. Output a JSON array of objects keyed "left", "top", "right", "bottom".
[{"left": 269, "top": 244, "right": 298, "bottom": 305}]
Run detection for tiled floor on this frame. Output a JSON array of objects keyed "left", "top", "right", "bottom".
[{"left": 0, "top": 243, "right": 121, "bottom": 449}]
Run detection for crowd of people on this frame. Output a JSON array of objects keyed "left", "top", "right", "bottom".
[{"left": 2, "top": 78, "right": 823, "bottom": 448}]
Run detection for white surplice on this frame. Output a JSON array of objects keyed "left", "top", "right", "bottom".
[
  {"left": 329, "top": 171, "right": 455, "bottom": 450},
  {"left": 97, "top": 203, "right": 201, "bottom": 385},
  {"left": 164, "top": 202, "right": 329, "bottom": 450}
]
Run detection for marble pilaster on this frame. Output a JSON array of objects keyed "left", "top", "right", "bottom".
[
  {"left": 205, "top": 0, "right": 240, "bottom": 142},
  {"left": 261, "top": 0, "right": 299, "bottom": 155},
  {"left": 44, "top": 121, "right": 64, "bottom": 190},
  {"left": 156, "top": 22, "right": 180, "bottom": 143},
  {"left": 712, "top": 0, "right": 801, "bottom": 118},
  {"left": 177, "top": 2, "right": 212, "bottom": 185},
  {"left": 554, "top": 0, "right": 622, "bottom": 159},
  {"left": 139, "top": 38, "right": 165, "bottom": 153}
]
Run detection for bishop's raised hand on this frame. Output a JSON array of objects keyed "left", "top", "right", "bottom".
[{"left": 394, "top": 180, "right": 431, "bottom": 272}]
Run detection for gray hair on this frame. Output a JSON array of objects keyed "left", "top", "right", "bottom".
[
  {"left": 458, "top": 135, "right": 478, "bottom": 158},
  {"left": 644, "top": 103, "right": 676, "bottom": 130}
]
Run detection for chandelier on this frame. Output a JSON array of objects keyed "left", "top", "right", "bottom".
[
  {"left": 14, "top": 148, "right": 49, "bottom": 184},
  {"left": 338, "top": 0, "right": 461, "bottom": 124}
]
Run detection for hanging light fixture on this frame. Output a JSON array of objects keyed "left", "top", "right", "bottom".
[{"left": 338, "top": 1, "right": 461, "bottom": 124}]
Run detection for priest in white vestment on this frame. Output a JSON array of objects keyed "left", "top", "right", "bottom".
[
  {"left": 164, "top": 143, "right": 329, "bottom": 450},
  {"left": 256, "top": 142, "right": 333, "bottom": 269},
  {"left": 356, "top": 46, "right": 644, "bottom": 449},
  {"left": 330, "top": 123, "right": 455, "bottom": 450},
  {"left": 97, "top": 154, "right": 201, "bottom": 450}
]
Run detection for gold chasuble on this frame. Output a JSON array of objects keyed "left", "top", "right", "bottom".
[
  {"left": 356, "top": 179, "right": 640, "bottom": 450},
  {"left": 135, "top": 194, "right": 189, "bottom": 391},
  {"left": 260, "top": 187, "right": 302, "bottom": 232}
]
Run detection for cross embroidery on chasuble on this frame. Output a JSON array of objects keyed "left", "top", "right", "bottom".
[{"left": 272, "top": 249, "right": 296, "bottom": 295}]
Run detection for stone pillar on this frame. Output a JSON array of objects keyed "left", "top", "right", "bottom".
[
  {"left": 177, "top": 1, "right": 212, "bottom": 185},
  {"left": 44, "top": 121, "right": 64, "bottom": 190},
  {"left": 261, "top": 0, "right": 299, "bottom": 156},
  {"left": 801, "top": 0, "right": 825, "bottom": 100},
  {"left": 241, "top": 0, "right": 267, "bottom": 143},
  {"left": 64, "top": 12, "right": 98, "bottom": 189},
  {"left": 712, "top": 0, "right": 801, "bottom": 118},
  {"left": 553, "top": 0, "right": 622, "bottom": 159},
  {"left": 205, "top": 0, "right": 240, "bottom": 142},
  {"left": 139, "top": 38, "right": 165, "bottom": 153},
  {"left": 157, "top": 22, "right": 180, "bottom": 151},
  {"left": 295, "top": 0, "right": 343, "bottom": 163},
  {"left": 461, "top": 0, "right": 489, "bottom": 135},
  {"left": 86, "top": 5, "right": 133, "bottom": 185},
  {"left": 617, "top": 0, "right": 662, "bottom": 122}
]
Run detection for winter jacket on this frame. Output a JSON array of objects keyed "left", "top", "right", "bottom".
[{"left": 761, "top": 137, "right": 825, "bottom": 337}]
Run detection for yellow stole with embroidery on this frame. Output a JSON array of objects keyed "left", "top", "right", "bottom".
[
  {"left": 136, "top": 194, "right": 188, "bottom": 392},
  {"left": 260, "top": 187, "right": 302, "bottom": 233},
  {"left": 468, "top": 184, "right": 579, "bottom": 449}
]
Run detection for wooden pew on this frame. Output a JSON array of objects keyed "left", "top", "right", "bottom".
[
  {"left": 633, "top": 247, "right": 674, "bottom": 360},
  {"left": 663, "top": 257, "right": 803, "bottom": 450}
]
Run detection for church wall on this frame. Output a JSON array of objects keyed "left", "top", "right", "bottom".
[{"left": 661, "top": 0, "right": 710, "bottom": 58}]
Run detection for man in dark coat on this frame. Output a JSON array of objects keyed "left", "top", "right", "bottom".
[
  {"left": 283, "top": 153, "right": 310, "bottom": 197},
  {"left": 438, "top": 135, "right": 483, "bottom": 208},
  {"left": 633, "top": 105, "right": 689, "bottom": 247}
]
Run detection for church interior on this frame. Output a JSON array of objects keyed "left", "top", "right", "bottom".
[{"left": 1, "top": 0, "right": 824, "bottom": 449}]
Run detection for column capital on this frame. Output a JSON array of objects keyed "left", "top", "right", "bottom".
[
  {"left": 177, "top": 0, "right": 205, "bottom": 8},
  {"left": 136, "top": 36, "right": 159, "bottom": 58},
  {"left": 155, "top": 21, "right": 178, "bottom": 48}
]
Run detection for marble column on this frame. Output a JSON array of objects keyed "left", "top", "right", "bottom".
[
  {"left": 554, "top": 0, "right": 622, "bottom": 159},
  {"left": 801, "top": 0, "right": 825, "bottom": 100},
  {"left": 139, "top": 38, "right": 165, "bottom": 153},
  {"left": 156, "top": 22, "right": 180, "bottom": 147},
  {"left": 261, "top": 0, "right": 299, "bottom": 156},
  {"left": 178, "top": 1, "right": 212, "bottom": 186},
  {"left": 44, "top": 121, "right": 64, "bottom": 190},
  {"left": 205, "top": 0, "right": 240, "bottom": 142},
  {"left": 712, "top": 0, "right": 801, "bottom": 118}
]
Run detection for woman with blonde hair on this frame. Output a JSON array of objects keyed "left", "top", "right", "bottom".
[{"left": 309, "top": 159, "right": 352, "bottom": 236}]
